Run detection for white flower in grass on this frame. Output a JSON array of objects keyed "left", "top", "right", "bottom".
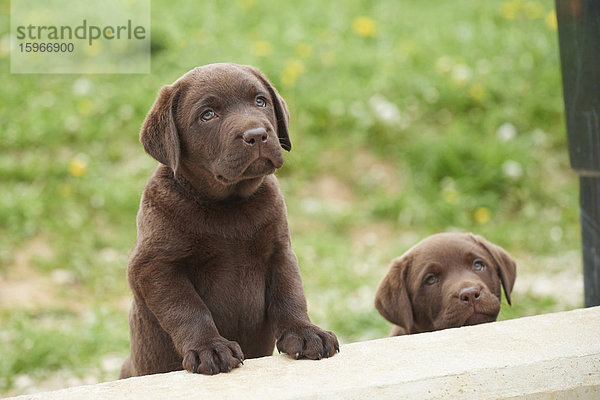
[
  {"left": 532, "top": 128, "right": 547, "bottom": 147},
  {"left": 65, "top": 115, "right": 80, "bottom": 132},
  {"left": 369, "top": 94, "right": 401, "bottom": 125},
  {"left": 72, "top": 77, "right": 92, "bottom": 96},
  {"left": 450, "top": 64, "right": 472, "bottom": 85},
  {"left": 502, "top": 160, "right": 523, "bottom": 180},
  {"left": 497, "top": 122, "right": 517, "bottom": 142}
]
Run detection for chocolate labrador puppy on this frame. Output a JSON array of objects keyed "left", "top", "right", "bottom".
[
  {"left": 375, "top": 233, "right": 516, "bottom": 336},
  {"left": 119, "top": 63, "right": 338, "bottom": 378}
]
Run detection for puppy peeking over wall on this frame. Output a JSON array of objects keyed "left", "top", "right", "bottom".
[
  {"left": 375, "top": 233, "right": 517, "bottom": 336},
  {"left": 120, "top": 63, "right": 338, "bottom": 378}
]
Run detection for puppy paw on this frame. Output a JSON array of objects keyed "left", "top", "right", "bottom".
[
  {"left": 276, "top": 325, "right": 339, "bottom": 360},
  {"left": 182, "top": 337, "right": 244, "bottom": 375}
]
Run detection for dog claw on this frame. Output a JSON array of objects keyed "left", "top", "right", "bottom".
[{"left": 295, "top": 353, "right": 300, "bottom": 360}]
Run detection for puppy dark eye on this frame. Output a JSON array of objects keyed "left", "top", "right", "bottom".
[
  {"left": 201, "top": 110, "right": 215, "bottom": 121},
  {"left": 473, "top": 261, "right": 485, "bottom": 271},
  {"left": 255, "top": 96, "right": 267, "bottom": 107},
  {"left": 425, "top": 275, "right": 439, "bottom": 285}
]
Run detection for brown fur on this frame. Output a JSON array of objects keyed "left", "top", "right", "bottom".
[
  {"left": 120, "top": 63, "right": 338, "bottom": 378},
  {"left": 375, "top": 233, "right": 516, "bottom": 335}
]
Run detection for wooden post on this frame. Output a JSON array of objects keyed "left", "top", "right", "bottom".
[{"left": 556, "top": 0, "right": 600, "bottom": 306}]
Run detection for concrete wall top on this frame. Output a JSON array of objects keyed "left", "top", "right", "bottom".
[{"left": 6, "top": 306, "right": 600, "bottom": 400}]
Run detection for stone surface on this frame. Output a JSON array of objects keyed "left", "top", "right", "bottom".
[{"left": 6, "top": 307, "right": 600, "bottom": 400}]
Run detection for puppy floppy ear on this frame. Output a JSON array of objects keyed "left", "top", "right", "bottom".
[
  {"left": 469, "top": 234, "right": 517, "bottom": 305},
  {"left": 242, "top": 65, "right": 291, "bottom": 151},
  {"left": 374, "top": 255, "right": 415, "bottom": 335},
  {"left": 140, "top": 84, "right": 182, "bottom": 174}
]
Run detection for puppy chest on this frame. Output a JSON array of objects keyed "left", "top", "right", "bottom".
[
  {"left": 188, "top": 247, "right": 271, "bottom": 331},
  {"left": 204, "top": 274, "right": 268, "bottom": 338}
]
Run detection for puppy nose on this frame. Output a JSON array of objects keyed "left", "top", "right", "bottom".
[
  {"left": 243, "top": 127, "right": 268, "bottom": 145},
  {"left": 459, "top": 286, "right": 481, "bottom": 304}
]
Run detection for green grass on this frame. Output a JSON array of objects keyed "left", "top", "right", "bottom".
[{"left": 0, "top": 0, "right": 583, "bottom": 395}]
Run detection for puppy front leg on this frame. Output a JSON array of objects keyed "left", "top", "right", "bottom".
[
  {"left": 131, "top": 258, "right": 243, "bottom": 374},
  {"left": 267, "top": 244, "right": 339, "bottom": 360}
]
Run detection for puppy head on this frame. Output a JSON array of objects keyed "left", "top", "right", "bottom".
[
  {"left": 375, "top": 233, "right": 517, "bottom": 334},
  {"left": 140, "top": 63, "right": 291, "bottom": 190}
]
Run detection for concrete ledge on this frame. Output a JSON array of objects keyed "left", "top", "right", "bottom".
[{"left": 7, "top": 307, "right": 600, "bottom": 399}]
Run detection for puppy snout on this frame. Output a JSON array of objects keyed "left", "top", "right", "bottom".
[
  {"left": 243, "top": 127, "right": 268, "bottom": 145},
  {"left": 459, "top": 286, "right": 481, "bottom": 304}
]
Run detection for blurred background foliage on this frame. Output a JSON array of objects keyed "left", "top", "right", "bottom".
[{"left": 0, "top": 0, "right": 583, "bottom": 395}]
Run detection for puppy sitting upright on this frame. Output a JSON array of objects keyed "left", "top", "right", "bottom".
[
  {"left": 375, "top": 233, "right": 516, "bottom": 336},
  {"left": 120, "top": 64, "right": 338, "bottom": 378}
]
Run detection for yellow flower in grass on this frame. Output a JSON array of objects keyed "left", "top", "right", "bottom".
[
  {"left": 474, "top": 207, "right": 491, "bottom": 225},
  {"left": 84, "top": 41, "right": 102, "bottom": 57},
  {"left": 546, "top": 11, "right": 557, "bottom": 30},
  {"left": 469, "top": 83, "right": 486, "bottom": 102},
  {"left": 352, "top": 16, "right": 377, "bottom": 37},
  {"left": 69, "top": 157, "right": 87, "bottom": 178},
  {"left": 500, "top": 0, "right": 521, "bottom": 20},
  {"left": 58, "top": 184, "right": 73, "bottom": 197},
  {"left": 523, "top": 1, "right": 543, "bottom": 19},
  {"left": 280, "top": 59, "right": 305, "bottom": 87},
  {"left": 443, "top": 188, "right": 459, "bottom": 204},
  {"left": 238, "top": 0, "right": 255, "bottom": 9},
  {"left": 295, "top": 42, "right": 313, "bottom": 59},
  {"left": 251, "top": 40, "right": 273, "bottom": 57},
  {"left": 77, "top": 99, "right": 93, "bottom": 116}
]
